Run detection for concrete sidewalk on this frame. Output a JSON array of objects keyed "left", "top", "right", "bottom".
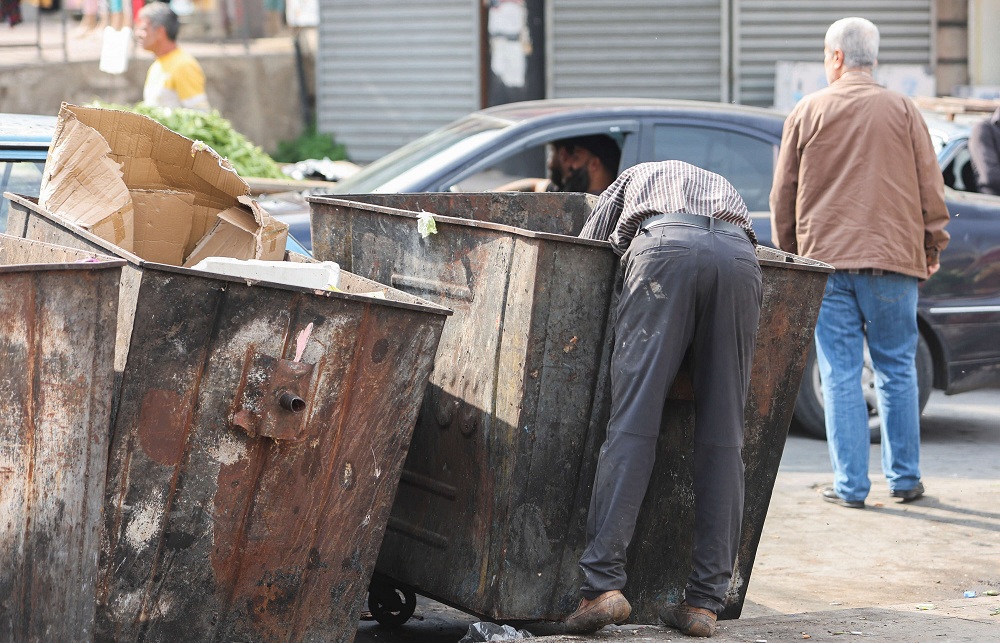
[
  {"left": 357, "top": 594, "right": 1000, "bottom": 643},
  {"left": 356, "top": 390, "right": 1000, "bottom": 643},
  {"left": 570, "top": 595, "right": 1000, "bottom": 642}
]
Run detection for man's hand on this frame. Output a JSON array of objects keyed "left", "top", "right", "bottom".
[{"left": 926, "top": 247, "right": 941, "bottom": 278}]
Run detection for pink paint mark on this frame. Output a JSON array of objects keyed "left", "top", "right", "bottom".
[{"left": 294, "top": 322, "right": 314, "bottom": 362}]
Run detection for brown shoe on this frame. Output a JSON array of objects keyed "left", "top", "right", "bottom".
[
  {"left": 659, "top": 601, "right": 717, "bottom": 637},
  {"left": 564, "top": 590, "right": 631, "bottom": 634}
]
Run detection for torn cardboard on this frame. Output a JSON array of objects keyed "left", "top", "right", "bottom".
[
  {"left": 39, "top": 103, "right": 288, "bottom": 265},
  {"left": 131, "top": 189, "right": 195, "bottom": 265},
  {"left": 39, "top": 114, "right": 134, "bottom": 250}
]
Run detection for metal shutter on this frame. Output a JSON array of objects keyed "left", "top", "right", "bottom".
[
  {"left": 316, "top": 0, "right": 479, "bottom": 163},
  {"left": 734, "top": 0, "right": 935, "bottom": 107},
  {"left": 549, "top": 0, "right": 725, "bottom": 101}
]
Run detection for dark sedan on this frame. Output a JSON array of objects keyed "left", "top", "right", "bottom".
[{"left": 324, "top": 98, "right": 1000, "bottom": 439}]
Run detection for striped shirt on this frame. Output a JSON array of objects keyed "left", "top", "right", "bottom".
[{"left": 579, "top": 161, "right": 757, "bottom": 255}]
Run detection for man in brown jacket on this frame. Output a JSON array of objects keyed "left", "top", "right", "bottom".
[{"left": 770, "top": 17, "right": 949, "bottom": 510}]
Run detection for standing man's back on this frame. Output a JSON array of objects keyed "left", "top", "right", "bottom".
[
  {"left": 770, "top": 17, "right": 949, "bottom": 511},
  {"left": 770, "top": 60, "right": 947, "bottom": 276}
]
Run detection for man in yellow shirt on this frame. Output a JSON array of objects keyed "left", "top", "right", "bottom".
[{"left": 135, "top": 3, "right": 211, "bottom": 112}]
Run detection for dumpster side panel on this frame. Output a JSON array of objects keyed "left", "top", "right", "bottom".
[
  {"left": 7, "top": 196, "right": 142, "bottom": 374},
  {"left": 97, "top": 269, "right": 445, "bottom": 642},
  {"left": 0, "top": 267, "right": 120, "bottom": 641},
  {"left": 494, "top": 239, "right": 618, "bottom": 618},
  {"left": 97, "top": 271, "right": 229, "bottom": 642},
  {"left": 312, "top": 201, "right": 521, "bottom": 611},
  {"left": 723, "top": 264, "right": 828, "bottom": 619}
]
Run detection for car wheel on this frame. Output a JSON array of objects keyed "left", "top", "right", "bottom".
[{"left": 792, "top": 334, "right": 933, "bottom": 442}]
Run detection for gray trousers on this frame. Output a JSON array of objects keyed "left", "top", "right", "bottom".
[{"left": 579, "top": 221, "right": 763, "bottom": 614}]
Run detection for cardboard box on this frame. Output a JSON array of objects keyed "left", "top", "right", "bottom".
[{"left": 39, "top": 103, "right": 287, "bottom": 265}]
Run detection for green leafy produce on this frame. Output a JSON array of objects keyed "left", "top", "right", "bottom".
[
  {"left": 273, "top": 122, "right": 348, "bottom": 163},
  {"left": 87, "top": 101, "right": 285, "bottom": 179}
]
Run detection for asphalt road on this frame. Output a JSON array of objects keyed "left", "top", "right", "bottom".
[{"left": 354, "top": 387, "right": 1000, "bottom": 643}]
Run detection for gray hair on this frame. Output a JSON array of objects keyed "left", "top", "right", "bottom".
[
  {"left": 825, "top": 17, "right": 879, "bottom": 69},
  {"left": 139, "top": 3, "right": 181, "bottom": 42}
]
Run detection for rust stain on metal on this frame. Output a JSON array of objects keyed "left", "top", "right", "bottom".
[{"left": 138, "top": 389, "right": 187, "bottom": 467}]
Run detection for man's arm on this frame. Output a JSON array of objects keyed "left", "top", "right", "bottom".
[
  {"left": 909, "top": 105, "right": 950, "bottom": 276},
  {"left": 769, "top": 114, "right": 801, "bottom": 254},
  {"left": 578, "top": 171, "right": 628, "bottom": 243}
]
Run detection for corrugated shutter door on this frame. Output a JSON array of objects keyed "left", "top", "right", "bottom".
[
  {"left": 735, "top": 1, "right": 934, "bottom": 107},
  {"left": 316, "top": 0, "right": 479, "bottom": 163},
  {"left": 549, "top": 0, "right": 723, "bottom": 101}
]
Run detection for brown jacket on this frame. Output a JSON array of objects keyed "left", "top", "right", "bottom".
[{"left": 770, "top": 72, "right": 950, "bottom": 279}]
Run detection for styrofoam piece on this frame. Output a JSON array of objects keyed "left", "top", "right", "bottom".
[{"left": 191, "top": 257, "right": 340, "bottom": 290}]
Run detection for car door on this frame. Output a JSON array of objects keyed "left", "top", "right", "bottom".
[{"left": 433, "top": 119, "right": 641, "bottom": 193}]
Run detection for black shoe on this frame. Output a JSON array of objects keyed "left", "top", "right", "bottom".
[
  {"left": 822, "top": 487, "right": 865, "bottom": 509},
  {"left": 890, "top": 481, "right": 924, "bottom": 502}
]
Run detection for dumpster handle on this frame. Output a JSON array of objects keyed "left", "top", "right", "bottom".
[{"left": 278, "top": 391, "right": 307, "bottom": 413}]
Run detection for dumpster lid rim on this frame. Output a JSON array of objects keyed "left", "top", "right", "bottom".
[{"left": 308, "top": 195, "right": 613, "bottom": 249}]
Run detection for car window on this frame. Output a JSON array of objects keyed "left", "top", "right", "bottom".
[
  {"left": 448, "top": 130, "right": 628, "bottom": 193},
  {"left": 450, "top": 141, "right": 551, "bottom": 192},
  {"left": 651, "top": 125, "right": 775, "bottom": 211},
  {"left": 0, "top": 160, "right": 45, "bottom": 232},
  {"left": 332, "top": 115, "right": 510, "bottom": 194}
]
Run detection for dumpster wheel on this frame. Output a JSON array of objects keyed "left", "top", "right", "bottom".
[{"left": 368, "top": 579, "right": 416, "bottom": 627}]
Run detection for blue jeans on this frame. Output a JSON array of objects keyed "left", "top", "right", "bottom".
[{"left": 814, "top": 271, "right": 921, "bottom": 502}]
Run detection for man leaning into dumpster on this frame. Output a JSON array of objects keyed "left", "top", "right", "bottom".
[{"left": 565, "top": 161, "right": 763, "bottom": 638}]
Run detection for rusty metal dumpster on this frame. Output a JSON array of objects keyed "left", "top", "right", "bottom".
[
  {"left": 5, "top": 193, "right": 451, "bottom": 642},
  {"left": 0, "top": 234, "right": 124, "bottom": 641},
  {"left": 308, "top": 192, "right": 833, "bottom": 624}
]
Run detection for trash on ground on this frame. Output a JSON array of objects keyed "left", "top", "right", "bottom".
[
  {"left": 915, "top": 603, "right": 936, "bottom": 610},
  {"left": 458, "top": 622, "right": 533, "bottom": 643},
  {"left": 983, "top": 589, "right": 999, "bottom": 596},
  {"left": 964, "top": 590, "right": 977, "bottom": 598}
]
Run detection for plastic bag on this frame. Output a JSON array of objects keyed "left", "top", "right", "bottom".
[
  {"left": 416, "top": 211, "right": 438, "bottom": 238},
  {"left": 458, "top": 622, "right": 533, "bottom": 643},
  {"left": 99, "top": 27, "right": 134, "bottom": 75}
]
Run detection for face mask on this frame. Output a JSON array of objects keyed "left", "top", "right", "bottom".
[{"left": 559, "top": 164, "right": 592, "bottom": 193}]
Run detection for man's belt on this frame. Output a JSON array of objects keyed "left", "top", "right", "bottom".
[{"left": 640, "top": 212, "right": 750, "bottom": 241}]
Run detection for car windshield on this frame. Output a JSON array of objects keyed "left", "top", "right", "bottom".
[{"left": 331, "top": 114, "right": 512, "bottom": 193}]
